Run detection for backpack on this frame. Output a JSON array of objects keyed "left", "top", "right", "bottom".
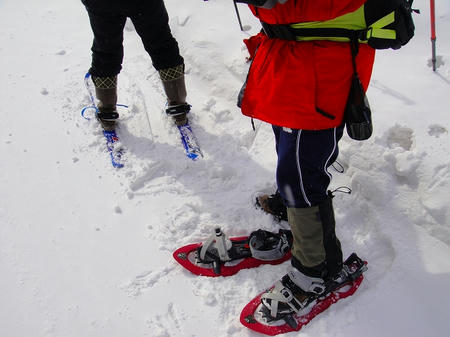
[
  {"left": 362, "top": 0, "right": 417, "bottom": 50},
  {"left": 259, "top": 0, "right": 418, "bottom": 51}
]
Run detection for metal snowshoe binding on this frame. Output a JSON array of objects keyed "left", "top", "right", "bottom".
[
  {"left": 196, "top": 228, "right": 292, "bottom": 275},
  {"left": 258, "top": 253, "right": 367, "bottom": 329}
]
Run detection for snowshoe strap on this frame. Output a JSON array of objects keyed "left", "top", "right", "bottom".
[
  {"left": 199, "top": 228, "right": 232, "bottom": 262},
  {"left": 261, "top": 281, "right": 305, "bottom": 318},
  {"left": 261, "top": 270, "right": 327, "bottom": 319},
  {"left": 249, "top": 229, "right": 291, "bottom": 261},
  {"left": 327, "top": 252, "right": 367, "bottom": 286}
]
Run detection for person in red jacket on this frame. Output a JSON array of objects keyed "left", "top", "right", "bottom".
[{"left": 236, "top": 0, "right": 375, "bottom": 320}]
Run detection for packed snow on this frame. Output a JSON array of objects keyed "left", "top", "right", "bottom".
[{"left": 1, "top": 0, "right": 449, "bottom": 336}]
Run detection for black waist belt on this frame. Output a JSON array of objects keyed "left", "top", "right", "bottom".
[{"left": 260, "top": 21, "right": 366, "bottom": 42}]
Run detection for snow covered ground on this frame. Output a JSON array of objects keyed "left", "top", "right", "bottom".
[{"left": 1, "top": 0, "right": 449, "bottom": 336}]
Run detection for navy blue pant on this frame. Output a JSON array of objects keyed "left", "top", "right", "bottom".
[
  {"left": 273, "top": 125, "right": 344, "bottom": 208},
  {"left": 82, "top": 0, "right": 184, "bottom": 77}
]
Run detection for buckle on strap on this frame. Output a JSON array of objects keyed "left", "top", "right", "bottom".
[{"left": 261, "top": 21, "right": 296, "bottom": 40}]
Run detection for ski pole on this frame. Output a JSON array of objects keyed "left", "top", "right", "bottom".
[
  {"left": 430, "top": 0, "right": 436, "bottom": 71},
  {"left": 203, "top": 0, "right": 244, "bottom": 31},
  {"left": 233, "top": 0, "right": 244, "bottom": 31}
]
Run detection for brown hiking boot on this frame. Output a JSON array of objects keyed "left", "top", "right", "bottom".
[
  {"left": 256, "top": 191, "right": 288, "bottom": 221},
  {"left": 159, "top": 64, "right": 189, "bottom": 126},
  {"left": 92, "top": 75, "right": 119, "bottom": 131}
]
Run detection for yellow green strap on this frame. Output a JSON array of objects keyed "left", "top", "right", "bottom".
[
  {"left": 367, "top": 11, "right": 397, "bottom": 40},
  {"left": 288, "top": 5, "right": 398, "bottom": 42},
  {"left": 290, "top": 6, "right": 366, "bottom": 30}
]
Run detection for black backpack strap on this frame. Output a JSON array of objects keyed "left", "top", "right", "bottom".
[
  {"left": 260, "top": 20, "right": 367, "bottom": 44},
  {"left": 349, "top": 31, "right": 360, "bottom": 78}
]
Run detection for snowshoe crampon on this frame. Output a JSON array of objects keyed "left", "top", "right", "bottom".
[
  {"left": 240, "top": 253, "right": 367, "bottom": 335},
  {"left": 173, "top": 228, "right": 292, "bottom": 277}
]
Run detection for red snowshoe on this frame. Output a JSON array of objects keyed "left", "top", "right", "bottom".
[
  {"left": 240, "top": 253, "right": 368, "bottom": 335},
  {"left": 173, "top": 228, "right": 292, "bottom": 277}
]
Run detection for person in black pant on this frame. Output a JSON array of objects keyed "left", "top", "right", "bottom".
[{"left": 81, "top": 0, "right": 190, "bottom": 130}]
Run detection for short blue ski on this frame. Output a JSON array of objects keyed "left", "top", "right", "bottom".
[
  {"left": 103, "top": 130, "right": 124, "bottom": 168},
  {"left": 177, "top": 122, "right": 203, "bottom": 160}
]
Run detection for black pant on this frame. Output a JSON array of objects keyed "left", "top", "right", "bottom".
[
  {"left": 273, "top": 125, "right": 344, "bottom": 208},
  {"left": 82, "top": 0, "right": 184, "bottom": 77}
]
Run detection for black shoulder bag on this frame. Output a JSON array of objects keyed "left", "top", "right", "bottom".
[{"left": 344, "top": 35, "right": 373, "bottom": 141}]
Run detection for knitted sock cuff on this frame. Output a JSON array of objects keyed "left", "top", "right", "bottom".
[
  {"left": 92, "top": 76, "right": 117, "bottom": 89},
  {"left": 158, "top": 64, "right": 185, "bottom": 81}
]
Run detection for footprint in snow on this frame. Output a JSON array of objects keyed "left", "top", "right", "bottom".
[
  {"left": 123, "top": 265, "right": 175, "bottom": 297},
  {"left": 428, "top": 124, "right": 448, "bottom": 138},
  {"left": 421, "top": 164, "right": 450, "bottom": 228},
  {"left": 146, "top": 303, "right": 183, "bottom": 336},
  {"left": 386, "top": 125, "right": 414, "bottom": 151}
]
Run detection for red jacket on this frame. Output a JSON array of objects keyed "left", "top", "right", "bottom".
[{"left": 240, "top": 0, "right": 376, "bottom": 130}]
